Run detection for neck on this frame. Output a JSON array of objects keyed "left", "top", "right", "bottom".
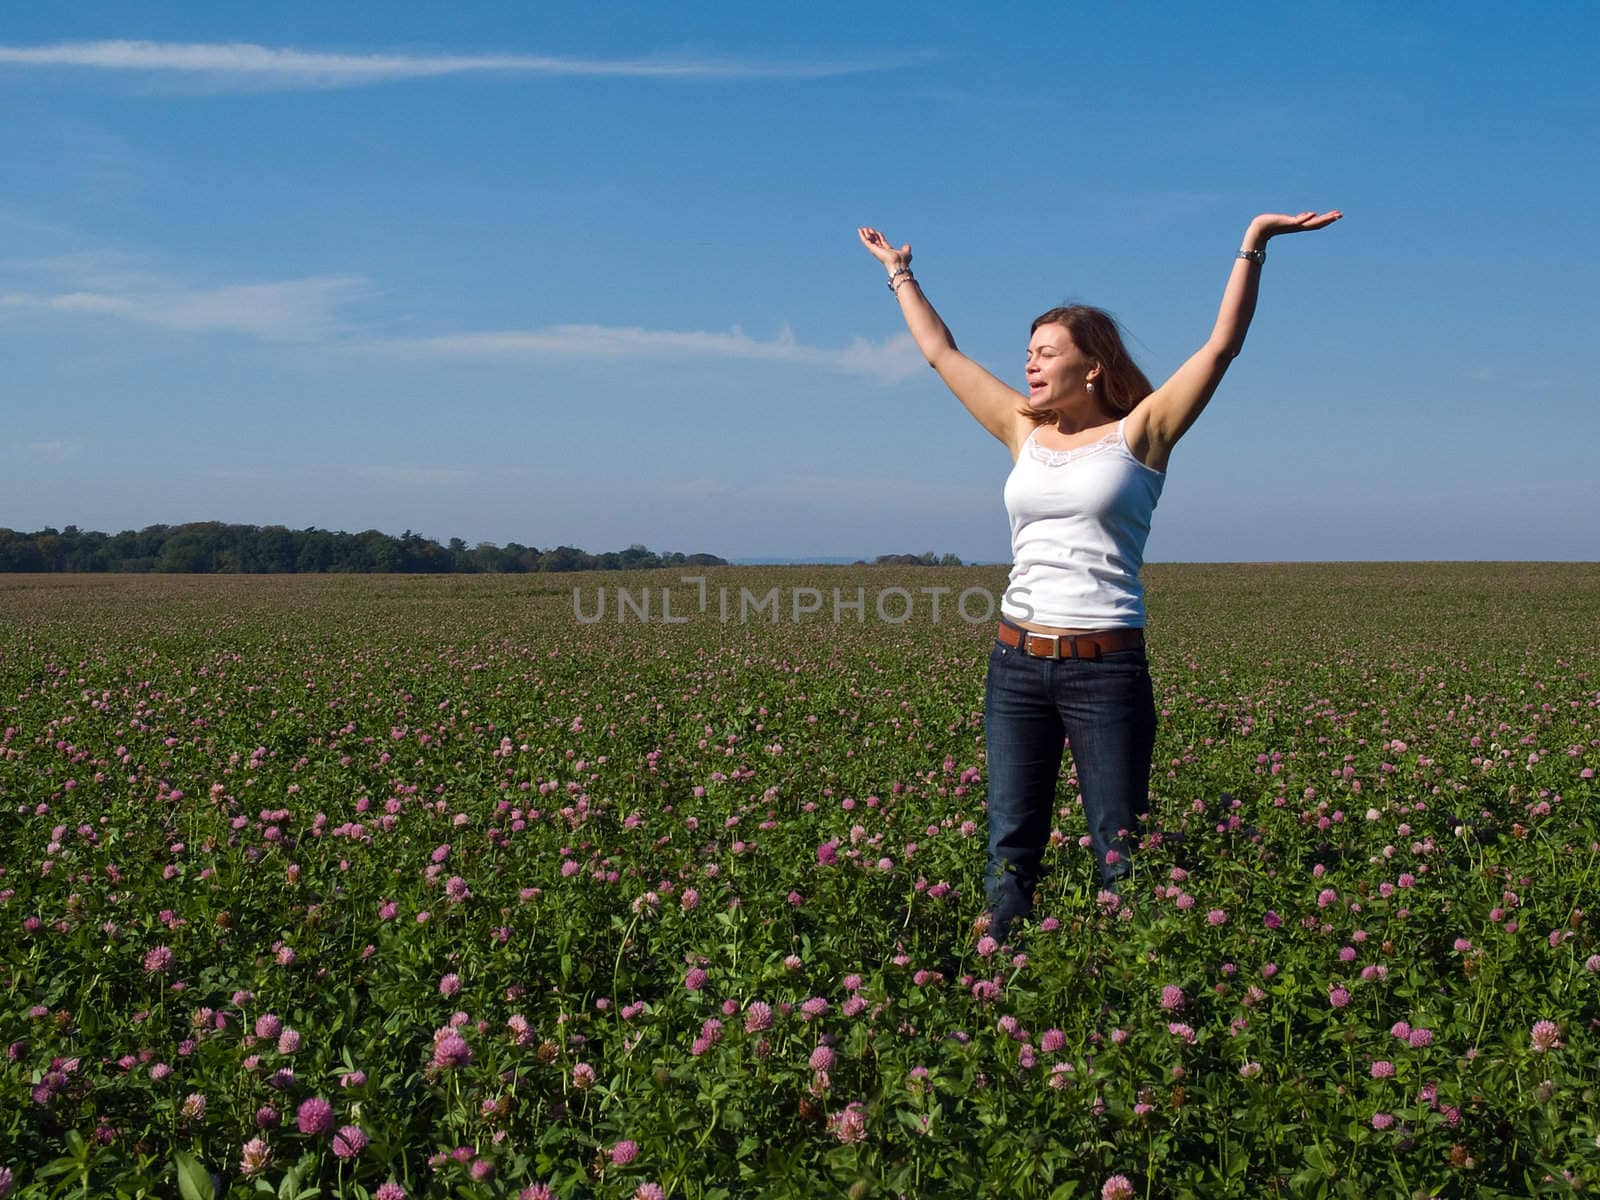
[{"left": 1048, "top": 403, "right": 1115, "bottom": 436}]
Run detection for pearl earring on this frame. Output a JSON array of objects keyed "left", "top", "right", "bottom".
[{"left": 1086, "top": 381, "right": 1096, "bottom": 393}]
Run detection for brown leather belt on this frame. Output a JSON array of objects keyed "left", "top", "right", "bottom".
[{"left": 996, "top": 620, "right": 1144, "bottom": 660}]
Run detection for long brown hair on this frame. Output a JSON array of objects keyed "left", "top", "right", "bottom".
[{"left": 1022, "top": 305, "right": 1153, "bottom": 424}]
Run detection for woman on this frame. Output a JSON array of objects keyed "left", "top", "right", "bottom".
[{"left": 858, "top": 211, "right": 1340, "bottom": 941}]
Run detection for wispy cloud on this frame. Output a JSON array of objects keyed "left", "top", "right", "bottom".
[
  {"left": 0, "top": 250, "right": 923, "bottom": 382},
  {"left": 383, "top": 324, "right": 927, "bottom": 383},
  {"left": 0, "top": 274, "right": 365, "bottom": 341},
  {"left": 0, "top": 40, "right": 906, "bottom": 91}
]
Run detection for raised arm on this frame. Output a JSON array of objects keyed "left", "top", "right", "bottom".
[
  {"left": 858, "top": 227, "right": 1028, "bottom": 453},
  {"left": 1133, "top": 211, "right": 1342, "bottom": 467}
]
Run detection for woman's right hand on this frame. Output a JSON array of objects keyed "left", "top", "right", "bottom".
[{"left": 857, "top": 227, "right": 911, "bottom": 272}]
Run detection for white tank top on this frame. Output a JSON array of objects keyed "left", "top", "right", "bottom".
[{"left": 1001, "top": 418, "right": 1165, "bottom": 629}]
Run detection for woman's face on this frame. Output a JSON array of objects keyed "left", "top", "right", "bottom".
[{"left": 1025, "top": 323, "right": 1098, "bottom": 413}]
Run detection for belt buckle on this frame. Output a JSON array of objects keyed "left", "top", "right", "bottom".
[{"left": 1025, "top": 631, "right": 1060, "bottom": 659}]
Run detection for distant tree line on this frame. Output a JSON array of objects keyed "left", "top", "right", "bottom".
[
  {"left": 0, "top": 524, "right": 729, "bottom": 574},
  {"left": 864, "top": 552, "right": 965, "bottom": 566}
]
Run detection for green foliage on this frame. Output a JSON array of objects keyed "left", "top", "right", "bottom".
[{"left": 176, "top": 1151, "right": 217, "bottom": 1200}]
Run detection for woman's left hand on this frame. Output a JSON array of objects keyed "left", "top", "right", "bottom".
[{"left": 1249, "top": 210, "right": 1342, "bottom": 240}]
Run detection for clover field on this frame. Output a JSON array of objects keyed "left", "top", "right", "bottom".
[{"left": 2, "top": 564, "right": 1597, "bottom": 1199}]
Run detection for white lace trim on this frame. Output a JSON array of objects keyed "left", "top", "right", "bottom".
[{"left": 1026, "top": 424, "right": 1121, "bottom": 467}]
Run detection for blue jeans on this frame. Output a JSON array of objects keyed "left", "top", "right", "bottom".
[{"left": 983, "top": 633, "right": 1157, "bottom": 940}]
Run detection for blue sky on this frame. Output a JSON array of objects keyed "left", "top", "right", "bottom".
[{"left": 2, "top": 2, "right": 1596, "bottom": 562}]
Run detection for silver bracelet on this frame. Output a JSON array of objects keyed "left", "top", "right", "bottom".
[
  {"left": 887, "top": 266, "right": 913, "bottom": 291},
  {"left": 1236, "top": 248, "right": 1266, "bottom": 264}
]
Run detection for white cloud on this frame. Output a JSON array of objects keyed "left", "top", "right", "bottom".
[
  {"left": 383, "top": 324, "right": 927, "bottom": 383},
  {"left": 0, "top": 275, "right": 365, "bottom": 341},
  {"left": 0, "top": 40, "right": 900, "bottom": 91},
  {"left": 0, "top": 253, "right": 924, "bottom": 381}
]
